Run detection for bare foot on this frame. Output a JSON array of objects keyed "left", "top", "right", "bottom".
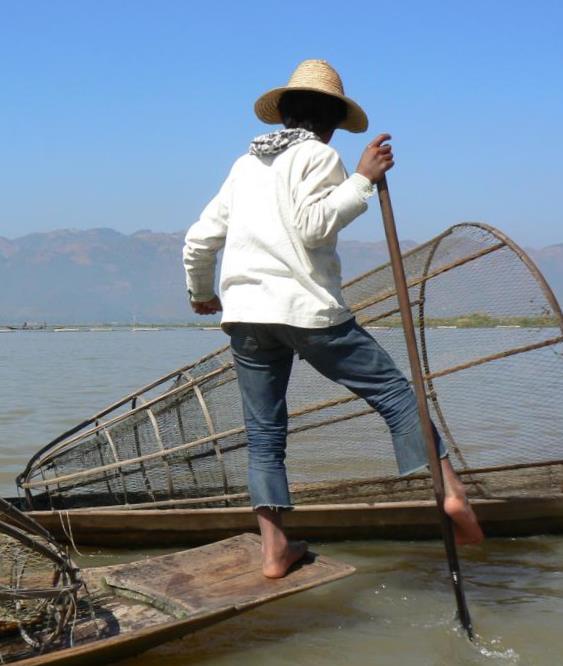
[
  {"left": 444, "top": 494, "right": 484, "bottom": 545},
  {"left": 262, "top": 540, "right": 308, "bottom": 579},
  {"left": 440, "top": 457, "right": 484, "bottom": 545}
]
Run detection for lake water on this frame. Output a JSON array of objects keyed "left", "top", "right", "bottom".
[{"left": 1, "top": 328, "right": 563, "bottom": 665}]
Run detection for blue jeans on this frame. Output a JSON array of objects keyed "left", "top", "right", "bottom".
[{"left": 228, "top": 318, "right": 447, "bottom": 510}]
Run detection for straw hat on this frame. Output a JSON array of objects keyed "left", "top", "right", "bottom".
[{"left": 254, "top": 59, "right": 368, "bottom": 133}]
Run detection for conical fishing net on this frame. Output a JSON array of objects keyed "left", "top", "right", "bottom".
[{"left": 16, "top": 223, "right": 563, "bottom": 511}]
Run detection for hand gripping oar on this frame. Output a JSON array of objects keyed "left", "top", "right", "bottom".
[{"left": 376, "top": 174, "right": 474, "bottom": 640}]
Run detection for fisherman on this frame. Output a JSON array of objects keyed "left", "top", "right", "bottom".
[{"left": 183, "top": 59, "right": 484, "bottom": 578}]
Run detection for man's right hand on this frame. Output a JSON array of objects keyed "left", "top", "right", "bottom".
[
  {"left": 356, "top": 133, "right": 394, "bottom": 184},
  {"left": 191, "top": 295, "right": 222, "bottom": 315}
]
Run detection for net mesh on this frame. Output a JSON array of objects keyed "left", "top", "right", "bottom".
[{"left": 16, "top": 223, "right": 563, "bottom": 510}]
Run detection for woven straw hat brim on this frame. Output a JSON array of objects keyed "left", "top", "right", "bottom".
[{"left": 254, "top": 86, "right": 368, "bottom": 133}]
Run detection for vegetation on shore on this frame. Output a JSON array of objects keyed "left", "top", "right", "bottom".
[{"left": 361, "top": 312, "right": 560, "bottom": 329}]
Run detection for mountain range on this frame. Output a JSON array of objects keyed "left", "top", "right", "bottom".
[{"left": 1, "top": 228, "right": 562, "bottom": 324}]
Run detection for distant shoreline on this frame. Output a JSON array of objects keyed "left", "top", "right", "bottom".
[
  {"left": 0, "top": 322, "right": 223, "bottom": 331},
  {"left": 1, "top": 314, "right": 560, "bottom": 332}
]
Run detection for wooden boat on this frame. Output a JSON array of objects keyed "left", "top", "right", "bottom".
[
  {"left": 0, "top": 531, "right": 353, "bottom": 666},
  {"left": 10, "top": 461, "right": 563, "bottom": 546},
  {"left": 0, "top": 500, "right": 354, "bottom": 666},
  {"left": 5, "top": 323, "right": 47, "bottom": 331},
  {"left": 17, "top": 495, "right": 563, "bottom": 548},
  {"left": 13, "top": 223, "right": 563, "bottom": 543},
  {"left": 0, "top": 486, "right": 352, "bottom": 664}
]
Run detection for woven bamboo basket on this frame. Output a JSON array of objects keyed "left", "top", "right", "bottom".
[{"left": 0, "top": 498, "right": 84, "bottom": 661}]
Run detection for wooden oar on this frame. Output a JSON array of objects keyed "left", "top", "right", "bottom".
[{"left": 376, "top": 174, "right": 474, "bottom": 640}]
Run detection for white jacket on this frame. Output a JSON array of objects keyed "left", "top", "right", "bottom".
[{"left": 183, "top": 138, "right": 373, "bottom": 328}]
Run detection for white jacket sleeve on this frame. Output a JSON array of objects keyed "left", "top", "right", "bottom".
[
  {"left": 292, "top": 145, "right": 373, "bottom": 248},
  {"left": 182, "top": 176, "right": 231, "bottom": 302}
]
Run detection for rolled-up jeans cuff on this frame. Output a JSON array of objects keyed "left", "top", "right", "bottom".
[
  {"left": 392, "top": 420, "right": 448, "bottom": 477},
  {"left": 248, "top": 467, "right": 293, "bottom": 510},
  {"left": 253, "top": 504, "right": 294, "bottom": 512}
]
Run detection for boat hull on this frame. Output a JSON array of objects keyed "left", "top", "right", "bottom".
[{"left": 23, "top": 496, "right": 563, "bottom": 547}]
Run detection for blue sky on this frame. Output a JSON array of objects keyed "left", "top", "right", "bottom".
[{"left": 1, "top": 0, "right": 562, "bottom": 247}]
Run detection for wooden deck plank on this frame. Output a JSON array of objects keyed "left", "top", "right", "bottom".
[{"left": 99, "top": 534, "right": 353, "bottom": 617}]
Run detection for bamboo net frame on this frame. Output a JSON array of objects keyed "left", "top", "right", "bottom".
[
  {"left": 16, "top": 223, "right": 563, "bottom": 511},
  {"left": 0, "top": 497, "right": 86, "bottom": 662}
]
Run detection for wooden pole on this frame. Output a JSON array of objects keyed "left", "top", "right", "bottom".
[{"left": 376, "top": 175, "right": 474, "bottom": 639}]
